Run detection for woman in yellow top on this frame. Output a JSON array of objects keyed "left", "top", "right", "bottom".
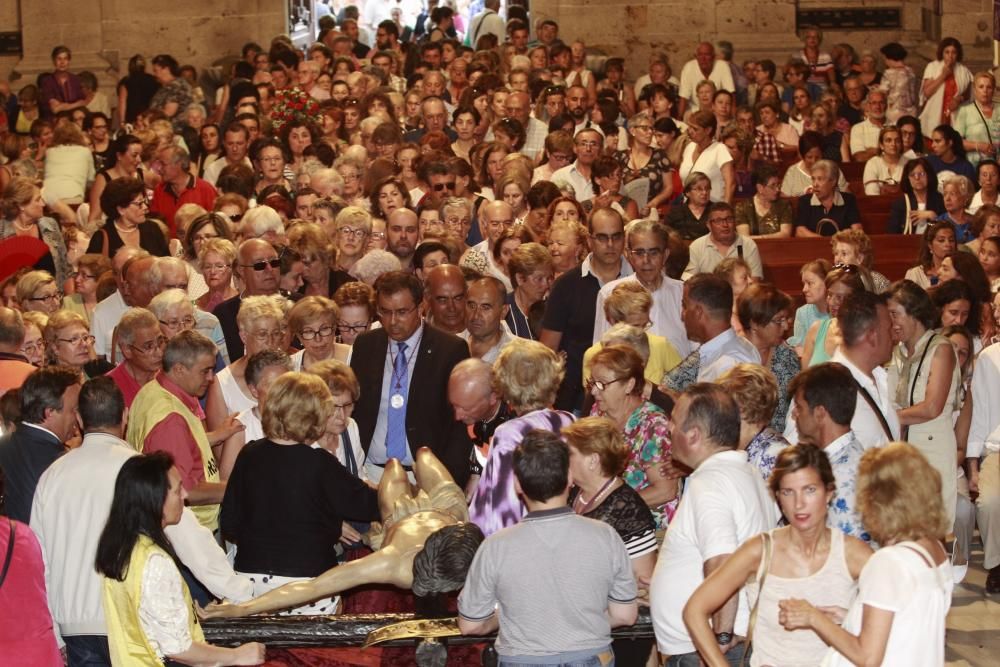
[
  {"left": 582, "top": 280, "right": 681, "bottom": 389},
  {"left": 96, "top": 452, "right": 264, "bottom": 666}
]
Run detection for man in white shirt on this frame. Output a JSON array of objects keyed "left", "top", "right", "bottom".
[
  {"left": 664, "top": 273, "right": 760, "bottom": 391},
  {"left": 503, "top": 91, "right": 548, "bottom": 162},
  {"left": 968, "top": 341, "right": 1000, "bottom": 592},
  {"left": 784, "top": 290, "right": 899, "bottom": 448},
  {"left": 677, "top": 42, "right": 735, "bottom": 116},
  {"left": 30, "top": 377, "right": 252, "bottom": 662},
  {"left": 650, "top": 383, "right": 778, "bottom": 662},
  {"left": 849, "top": 89, "right": 887, "bottom": 162},
  {"left": 202, "top": 123, "right": 252, "bottom": 186},
  {"left": 594, "top": 219, "right": 689, "bottom": 357},
  {"left": 460, "top": 276, "right": 515, "bottom": 363},
  {"left": 552, "top": 128, "right": 602, "bottom": 203},
  {"left": 682, "top": 202, "right": 763, "bottom": 279},
  {"left": 91, "top": 246, "right": 147, "bottom": 359}
]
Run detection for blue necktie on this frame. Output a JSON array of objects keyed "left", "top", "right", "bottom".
[{"left": 386, "top": 341, "right": 409, "bottom": 461}]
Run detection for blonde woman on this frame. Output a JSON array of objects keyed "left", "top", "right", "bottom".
[{"left": 288, "top": 296, "right": 351, "bottom": 371}]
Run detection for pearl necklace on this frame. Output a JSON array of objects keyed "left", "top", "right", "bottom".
[
  {"left": 114, "top": 221, "right": 139, "bottom": 235},
  {"left": 13, "top": 219, "right": 36, "bottom": 234}
]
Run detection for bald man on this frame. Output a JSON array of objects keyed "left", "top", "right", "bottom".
[
  {"left": 678, "top": 42, "right": 735, "bottom": 116},
  {"left": 463, "top": 201, "right": 516, "bottom": 292},
  {"left": 425, "top": 265, "right": 468, "bottom": 335},
  {"left": 448, "top": 358, "right": 512, "bottom": 497},
  {"left": 459, "top": 276, "right": 513, "bottom": 363},
  {"left": 0, "top": 307, "right": 35, "bottom": 396},
  {"left": 213, "top": 239, "right": 281, "bottom": 361}
]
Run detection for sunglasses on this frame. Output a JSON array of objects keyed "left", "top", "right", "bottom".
[
  {"left": 432, "top": 182, "right": 457, "bottom": 191},
  {"left": 240, "top": 258, "right": 281, "bottom": 271}
]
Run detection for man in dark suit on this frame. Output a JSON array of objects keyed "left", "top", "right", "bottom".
[
  {"left": 0, "top": 366, "right": 81, "bottom": 522},
  {"left": 351, "top": 271, "right": 472, "bottom": 487}
]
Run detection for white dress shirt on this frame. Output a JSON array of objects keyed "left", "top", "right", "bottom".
[
  {"left": 593, "top": 274, "right": 690, "bottom": 357},
  {"left": 696, "top": 328, "right": 762, "bottom": 382}
]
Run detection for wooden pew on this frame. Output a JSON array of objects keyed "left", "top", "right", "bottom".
[{"left": 756, "top": 234, "right": 922, "bottom": 298}]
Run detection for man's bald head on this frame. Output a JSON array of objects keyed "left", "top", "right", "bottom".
[
  {"left": 448, "top": 357, "right": 498, "bottom": 424},
  {"left": 0, "top": 306, "right": 25, "bottom": 350},
  {"left": 425, "top": 264, "right": 467, "bottom": 334},
  {"left": 504, "top": 91, "right": 531, "bottom": 125}
]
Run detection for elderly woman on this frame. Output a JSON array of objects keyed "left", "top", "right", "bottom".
[
  {"left": 780, "top": 132, "right": 850, "bottom": 198},
  {"left": 62, "top": 253, "right": 111, "bottom": 324},
  {"left": 937, "top": 175, "right": 976, "bottom": 243},
  {"left": 586, "top": 156, "right": 640, "bottom": 221},
  {"left": 737, "top": 284, "right": 800, "bottom": 432},
  {"left": 288, "top": 296, "right": 351, "bottom": 371},
  {"left": 469, "top": 339, "right": 576, "bottom": 536},
  {"left": 779, "top": 443, "right": 951, "bottom": 666},
  {"left": 333, "top": 281, "right": 375, "bottom": 345},
  {"left": 218, "top": 349, "right": 293, "bottom": 479},
  {"left": 42, "top": 120, "right": 95, "bottom": 222},
  {"left": 220, "top": 372, "right": 380, "bottom": 615},
  {"left": 349, "top": 249, "right": 401, "bottom": 286},
  {"left": 195, "top": 238, "right": 238, "bottom": 313},
  {"left": 887, "top": 280, "right": 961, "bottom": 526},
  {"left": 44, "top": 310, "right": 108, "bottom": 378},
  {"left": 863, "top": 126, "right": 908, "bottom": 195},
  {"left": 19, "top": 311, "right": 47, "bottom": 366},
  {"left": 252, "top": 139, "right": 293, "bottom": 196},
  {"left": 148, "top": 288, "right": 197, "bottom": 340},
  {"left": 563, "top": 416, "right": 658, "bottom": 665},
  {"left": 803, "top": 265, "right": 868, "bottom": 366},
  {"left": 794, "top": 160, "right": 861, "bottom": 237},
  {"left": 89, "top": 177, "right": 169, "bottom": 258},
  {"left": 307, "top": 359, "right": 367, "bottom": 481},
  {"left": 587, "top": 343, "right": 678, "bottom": 528},
  {"left": 584, "top": 324, "right": 677, "bottom": 418},
  {"left": 505, "top": 242, "right": 554, "bottom": 340},
  {"left": 665, "top": 172, "right": 713, "bottom": 241},
  {"left": 333, "top": 206, "right": 371, "bottom": 273},
  {"left": 904, "top": 221, "right": 956, "bottom": 289},
  {"left": 831, "top": 229, "right": 890, "bottom": 293},
  {"left": 205, "top": 295, "right": 287, "bottom": 431},
  {"left": 970, "top": 160, "right": 1000, "bottom": 215},
  {"left": 887, "top": 157, "right": 945, "bottom": 234},
  {"left": 1, "top": 178, "right": 72, "bottom": 287},
  {"left": 952, "top": 71, "right": 998, "bottom": 167},
  {"left": 717, "top": 363, "right": 791, "bottom": 480},
  {"left": 286, "top": 222, "right": 342, "bottom": 299},
  {"left": 679, "top": 110, "right": 734, "bottom": 203},
  {"left": 614, "top": 111, "right": 674, "bottom": 217},
  {"left": 583, "top": 282, "right": 682, "bottom": 389},
  {"left": 756, "top": 98, "right": 800, "bottom": 156},
  {"left": 735, "top": 164, "right": 793, "bottom": 238},
  {"left": 685, "top": 444, "right": 871, "bottom": 667},
  {"left": 16, "top": 270, "right": 62, "bottom": 315},
  {"left": 546, "top": 218, "right": 588, "bottom": 279}
]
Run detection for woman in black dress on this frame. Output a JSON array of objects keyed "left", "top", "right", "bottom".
[{"left": 89, "top": 178, "right": 169, "bottom": 257}]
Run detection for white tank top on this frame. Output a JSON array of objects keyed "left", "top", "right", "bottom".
[{"left": 745, "top": 528, "right": 857, "bottom": 667}]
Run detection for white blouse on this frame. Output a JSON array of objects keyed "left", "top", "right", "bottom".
[{"left": 138, "top": 551, "right": 194, "bottom": 659}]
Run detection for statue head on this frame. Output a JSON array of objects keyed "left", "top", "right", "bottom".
[{"left": 411, "top": 523, "right": 485, "bottom": 598}]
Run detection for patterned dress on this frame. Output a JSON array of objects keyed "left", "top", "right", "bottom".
[
  {"left": 768, "top": 342, "right": 802, "bottom": 433},
  {"left": 593, "top": 400, "right": 678, "bottom": 528},
  {"left": 745, "top": 427, "right": 789, "bottom": 483}
]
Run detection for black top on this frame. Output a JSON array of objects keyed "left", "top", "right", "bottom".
[
  {"left": 795, "top": 192, "right": 861, "bottom": 236},
  {"left": 543, "top": 265, "right": 607, "bottom": 412},
  {"left": 87, "top": 220, "right": 170, "bottom": 258},
  {"left": 220, "top": 439, "right": 380, "bottom": 577},
  {"left": 118, "top": 73, "right": 160, "bottom": 125},
  {"left": 665, "top": 202, "right": 710, "bottom": 241},
  {"left": 0, "top": 425, "right": 64, "bottom": 523},
  {"left": 837, "top": 103, "right": 864, "bottom": 127},
  {"left": 887, "top": 191, "right": 946, "bottom": 234},
  {"left": 568, "top": 483, "right": 656, "bottom": 546},
  {"left": 213, "top": 295, "right": 244, "bottom": 361}
]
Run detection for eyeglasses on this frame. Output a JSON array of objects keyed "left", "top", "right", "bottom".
[
  {"left": 550, "top": 153, "right": 572, "bottom": 162},
  {"left": 202, "top": 262, "right": 231, "bottom": 273},
  {"left": 20, "top": 340, "right": 44, "bottom": 354},
  {"left": 593, "top": 232, "right": 624, "bottom": 244},
  {"left": 227, "top": 213, "right": 244, "bottom": 222},
  {"left": 377, "top": 305, "right": 418, "bottom": 320},
  {"left": 444, "top": 216, "right": 470, "bottom": 229},
  {"left": 769, "top": 316, "right": 790, "bottom": 327},
  {"left": 628, "top": 247, "right": 664, "bottom": 258},
  {"left": 129, "top": 198, "right": 149, "bottom": 208},
  {"left": 159, "top": 316, "right": 196, "bottom": 330},
  {"left": 339, "top": 226, "right": 368, "bottom": 238},
  {"left": 240, "top": 258, "right": 281, "bottom": 271},
  {"left": 332, "top": 400, "right": 355, "bottom": 414},
  {"left": 432, "top": 182, "right": 457, "bottom": 191},
  {"left": 29, "top": 292, "right": 62, "bottom": 303},
  {"left": 576, "top": 140, "right": 600, "bottom": 149},
  {"left": 249, "top": 327, "right": 286, "bottom": 343},
  {"left": 586, "top": 377, "right": 627, "bottom": 392},
  {"left": 337, "top": 321, "right": 370, "bottom": 335},
  {"left": 58, "top": 334, "right": 95, "bottom": 346},
  {"left": 370, "top": 231, "right": 386, "bottom": 240},
  {"left": 299, "top": 325, "right": 334, "bottom": 341},
  {"left": 130, "top": 336, "right": 168, "bottom": 354}
]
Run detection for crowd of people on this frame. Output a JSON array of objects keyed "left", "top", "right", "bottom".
[{"left": 0, "top": 1, "right": 997, "bottom": 665}]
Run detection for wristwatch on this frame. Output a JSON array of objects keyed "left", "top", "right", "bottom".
[{"left": 715, "top": 631, "right": 734, "bottom": 645}]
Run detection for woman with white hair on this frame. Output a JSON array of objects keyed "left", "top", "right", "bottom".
[
  {"left": 239, "top": 205, "right": 285, "bottom": 246},
  {"left": 349, "top": 249, "right": 402, "bottom": 285},
  {"left": 334, "top": 206, "right": 372, "bottom": 273},
  {"left": 794, "top": 159, "right": 861, "bottom": 237}
]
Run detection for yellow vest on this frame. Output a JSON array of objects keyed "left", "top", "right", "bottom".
[
  {"left": 102, "top": 535, "right": 205, "bottom": 666},
  {"left": 127, "top": 378, "right": 220, "bottom": 530}
]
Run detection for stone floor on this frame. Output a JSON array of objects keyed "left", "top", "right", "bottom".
[{"left": 946, "top": 543, "right": 1000, "bottom": 666}]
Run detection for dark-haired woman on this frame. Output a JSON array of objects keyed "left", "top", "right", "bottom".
[
  {"left": 87, "top": 134, "right": 149, "bottom": 227},
  {"left": 887, "top": 157, "right": 945, "bottom": 234},
  {"left": 927, "top": 124, "right": 976, "bottom": 183},
  {"left": 919, "top": 37, "right": 973, "bottom": 131},
  {"left": 96, "top": 452, "right": 265, "bottom": 665},
  {"left": 88, "top": 177, "right": 169, "bottom": 258},
  {"left": 685, "top": 444, "right": 871, "bottom": 667},
  {"left": 887, "top": 280, "right": 960, "bottom": 525}
]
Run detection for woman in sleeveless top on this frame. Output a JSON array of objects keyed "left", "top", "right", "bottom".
[
  {"left": 887, "top": 281, "right": 961, "bottom": 525},
  {"left": 779, "top": 443, "right": 953, "bottom": 666},
  {"left": 685, "top": 445, "right": 871, "bottom": 667},
  {"left": 803, "top": 264, "right": 867, "bottom": 366}
]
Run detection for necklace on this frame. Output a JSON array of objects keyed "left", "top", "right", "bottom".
[
  {"left": 114, "top": 221, "right": 138, "bottom": 235},
  {"left": 13, "top": 219, "right": 36, "bottom": 234},
  {"left": 573, "top": 477, "right": 618, "bottom": 514}
]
